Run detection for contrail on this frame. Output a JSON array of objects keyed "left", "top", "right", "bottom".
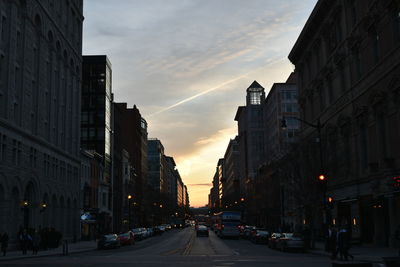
[{"left": 148, "top": 57, "right": 286, "bottom": 117}]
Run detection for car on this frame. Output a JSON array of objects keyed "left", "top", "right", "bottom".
[
  {"left": 146, "top": 228, "right": 154, "bottom": 237},
  {"left": 158, "top": 225, "right": 166, "bottom": 232},
  {"left": 268, "top": 233, "right": 282, "bottom": 249},
  {"left": 196, "top": 225, "right": 209, "bottom": 237},
  {"left": 132, "top": 228, "right": 145, "bottom": 240},
  {"left": 276, "top": 233, "right": 305, "bottom": 252},
  {"left": 117, "top": 231, "right": 135, "bottom": 246},
  {"left": 153, "top": 226, "right": 164, "bottom": 235},
  {"left": 250, "top": 229, "right": 270, "bottom": 244},
  {"left": 97, "top": 234, "right": 120, "bottom": 249},
  {"left": 242, "top": 226, "right": 256, "bottom": 239}
]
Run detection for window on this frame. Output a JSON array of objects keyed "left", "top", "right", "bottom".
[
  {"left": 0, "top": 133, "right": 6, "bottom": 162},
  {"left": 102, "top": 192, "right": 106, "bottom": 206},
  {"left": 372, "top": 29, "right": 380, "bottom": 64},
  {"left": 12, "top": 140, "right": 21, "bottom": 165},
  {"left": 1, "top": 16, "right": 7, "bottom": 42},
  {"left": 319, "top": 88, "right": 325, "bottom": 112},
  {"left": 351, "top": 2, "right": 357, "bottom": 27},
  {"left": 393, "top": 7, "right": 400, "bottom": 41},
  {"left": 354, "top": 51, "right": 362, "bottom": 80},
  {"left": 378, "top": 115, "right": 387, "bottom": 158},
  {"left": 249, "top": 91, "right": 262, "bottom": 105},
  {"left": 29, "top": 147, "right": 38, "bottom": 167},
  {"left": 360, "top": 125, "right": 368, "bottom": 170}
]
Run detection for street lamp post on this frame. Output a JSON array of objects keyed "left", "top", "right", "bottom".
[
  {"left": 127, "top": 195, "right": 132, "bottom": 230},
  {"left": 21, "top": 200, "right": 29, "bottom": 229},
  {"left": 281, "top": 117, "right": 329, "bottom": 225}
]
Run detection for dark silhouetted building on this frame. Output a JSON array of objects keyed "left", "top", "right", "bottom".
[{"left": 0, "top": 0, "right": 83, "bottom": 244}]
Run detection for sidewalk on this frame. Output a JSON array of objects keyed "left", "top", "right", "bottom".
[
  {"left": 0, "top": 240, "right": 97, "bottom": 261},
  {"left": 309, "top": 241, "right": 399, "bottom": 263}
]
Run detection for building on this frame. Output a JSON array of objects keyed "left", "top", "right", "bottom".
[
  {"left": 252, "top": 73, "right": 300, "bottom": 228},
  {"left": 288, "top": 0, "right": 400, "bottom": 246},
  {"left": 264, "top": 74, "right": 300, "bottom": 163},
  {"left": 113, "top": 103, "right": 148, "bottom": 227},
  {"left": 234, "top": 81, "right": 266, "bottom": 199},
  {"left": 81, "top": 55, "right": 113, "bottom": 232},
  {"left": 0, "top": 0, "right": 83, "bottom": 244},
  {"left": 147, "top": 139, "right": 166, "bottom": 194},
  {"left": 222, "top": 137, "right": 240, "bottom": 207},
  {"left": 80, "top": 150, "right": 103, "bottom": 240}
]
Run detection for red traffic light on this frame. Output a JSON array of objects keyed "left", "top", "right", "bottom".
[{"left": 318, "top": 174, "right": 326, "bottom": 181}]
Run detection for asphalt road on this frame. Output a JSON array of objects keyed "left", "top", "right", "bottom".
[{"left": 1, "top": 227, "right": 332, "bottom": 267}]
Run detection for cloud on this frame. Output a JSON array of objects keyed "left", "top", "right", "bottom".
[
  {"left": 187, "top": 183, "right": 213, "bottom": 187},
  {"left": 83, "top": 0, "right": 318, "bottom": 207}
]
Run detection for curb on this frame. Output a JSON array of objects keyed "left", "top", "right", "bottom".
[
  {"left": 0, "top": 247, "right": 97, "bottom": 262},
  {"left": 307, "top": 249, "right": 384, "bottom": 264}
]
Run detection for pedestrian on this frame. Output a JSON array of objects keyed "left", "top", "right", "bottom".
[
  {"left": 329, "top": 226, "right": 338, "bottom": 260},
  {"left": 32, "top": 230, "right": 41, "bottom": 255},
  {"left": 337, "top": 227, "right": 354, "bottom": 261},
  {"left": 395, "top": 225, "right": 400, "bottom": 256},
  {"left": 19, "top": 229, "right": 32, "bottom": 255},
  {"left": 1, "top": 232, "right": 9, "bottom": 256}
]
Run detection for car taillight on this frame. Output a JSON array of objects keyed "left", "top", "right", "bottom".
[{"left": 221, "top": 224, "right": 224, "bottom": 230}]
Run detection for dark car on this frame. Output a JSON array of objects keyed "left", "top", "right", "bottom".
[
  {"left": 268, "top": 233, "right": 282, "bottom": 249},
  {"left": 153, "top": 226, "right": 164, "bottom": 235},
  {"left": 276, "top": 233, "right": 305, "bottom": 252},
  {"left": 242, "top": 226, "right": 256, "bottom": 239},
  {"left": 97, "top": 234, "right": 120, "bottom": 249},
  {"left": 196, "top": 225, "right": 209, "bottom": 237},
  {"left": 132, "top": 228, "right": 145, "bottom": 240},
  {"left": 117, "top": 231, "right": 135, "bottom": 246},
  {"left": 251, "top": 229, "right": 270, "bottom": 244}
]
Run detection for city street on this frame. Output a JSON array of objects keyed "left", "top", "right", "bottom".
[{"left": 1, "top": 227, "right": 332, "bottom": 267}]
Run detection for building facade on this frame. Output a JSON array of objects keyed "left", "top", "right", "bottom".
[
  {"left": 0, "top": 0, "right": 83, "bottom": 244},
  {"left": 222, "top": 137, "right": 240, "bottom": 207},
  {"left": 234, "top": 81, "right": 266, "bottom": 201},
  {"left": 288, "top": 0, "right": 400, "bottom": 246},
  {"left": 81, "top": 55, "right": 113, "bottom": 232}
]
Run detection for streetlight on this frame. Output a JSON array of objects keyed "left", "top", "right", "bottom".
[
  {"left": 21, "top": 200, "right": 29, "bottom": 229},
  {"left": 127, "top": 195, "right": 133, "bottom": 229},
  {"left": 281, "top": 116, "right": 329, "bottom": 227}
]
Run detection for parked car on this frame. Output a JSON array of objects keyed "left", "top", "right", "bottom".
[
  {"left": 250, "top": 229, "right": 270, "bottom": 244},
  {"left": 117, "top": 231, "right": 135, "bottom": 246},
  {"left": 153, "top": 226, "right": 164, "bottom": 235},
  {"left": 146, "top": 228, "right": 154, "bottom": 237},
  {"left": 97, "top": 234, "right": 120, "bottom": 249},
  {"left": 158, "top": 225, "right": 166, "bottom": 232},
  {"left": 268, "top": 233, "right": 282, "bottom": 249},
  {"left": 132, "top": 228, "right": 145, "bottom": 240},
  {"left": 196, "top": 225, "right": 209, "bottom": 237},
  {"left": 276, "top": 233, "right": 305, "bottom": 252},
  {"left": 242, "top": 226, "right": 256, "bottom": 239}
]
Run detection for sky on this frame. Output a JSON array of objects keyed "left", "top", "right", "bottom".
[{"left": 82, "top": 0, "right": 317, "bottom": 207}]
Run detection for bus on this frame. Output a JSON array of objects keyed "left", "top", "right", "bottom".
[{"left": 214, "top": 211, "right": 241, "bottom": 238}]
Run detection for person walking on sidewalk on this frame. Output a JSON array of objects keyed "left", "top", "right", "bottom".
[
  {"left": 395, "top": 225, "right": 400, "bottom": 256},
  {"left": 19, "top": 229, "right": 32, "bottom": 255},
  {"left": 1, "top": 232, "right": 9, "bottom": 256},
  {"left": 337, "top": 227, "right": 354, "bottom": 261},
  {"left": 32, "top": 230, "right": 41, "bottom": 255}
]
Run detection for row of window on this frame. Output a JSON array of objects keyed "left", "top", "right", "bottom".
[
  {"left": 0, "top": 131, "right": 79, "bottom": 184},
  {"left": 301, "top": 3, "right": 400, "bottom": 91}
]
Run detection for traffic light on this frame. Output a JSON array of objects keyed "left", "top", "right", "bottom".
[
  {"left": 327, "top": 196, "right": 334, "bottom": 209},
  {"left": 318, "top": 174, "right": 326, "bottom": 181}
]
